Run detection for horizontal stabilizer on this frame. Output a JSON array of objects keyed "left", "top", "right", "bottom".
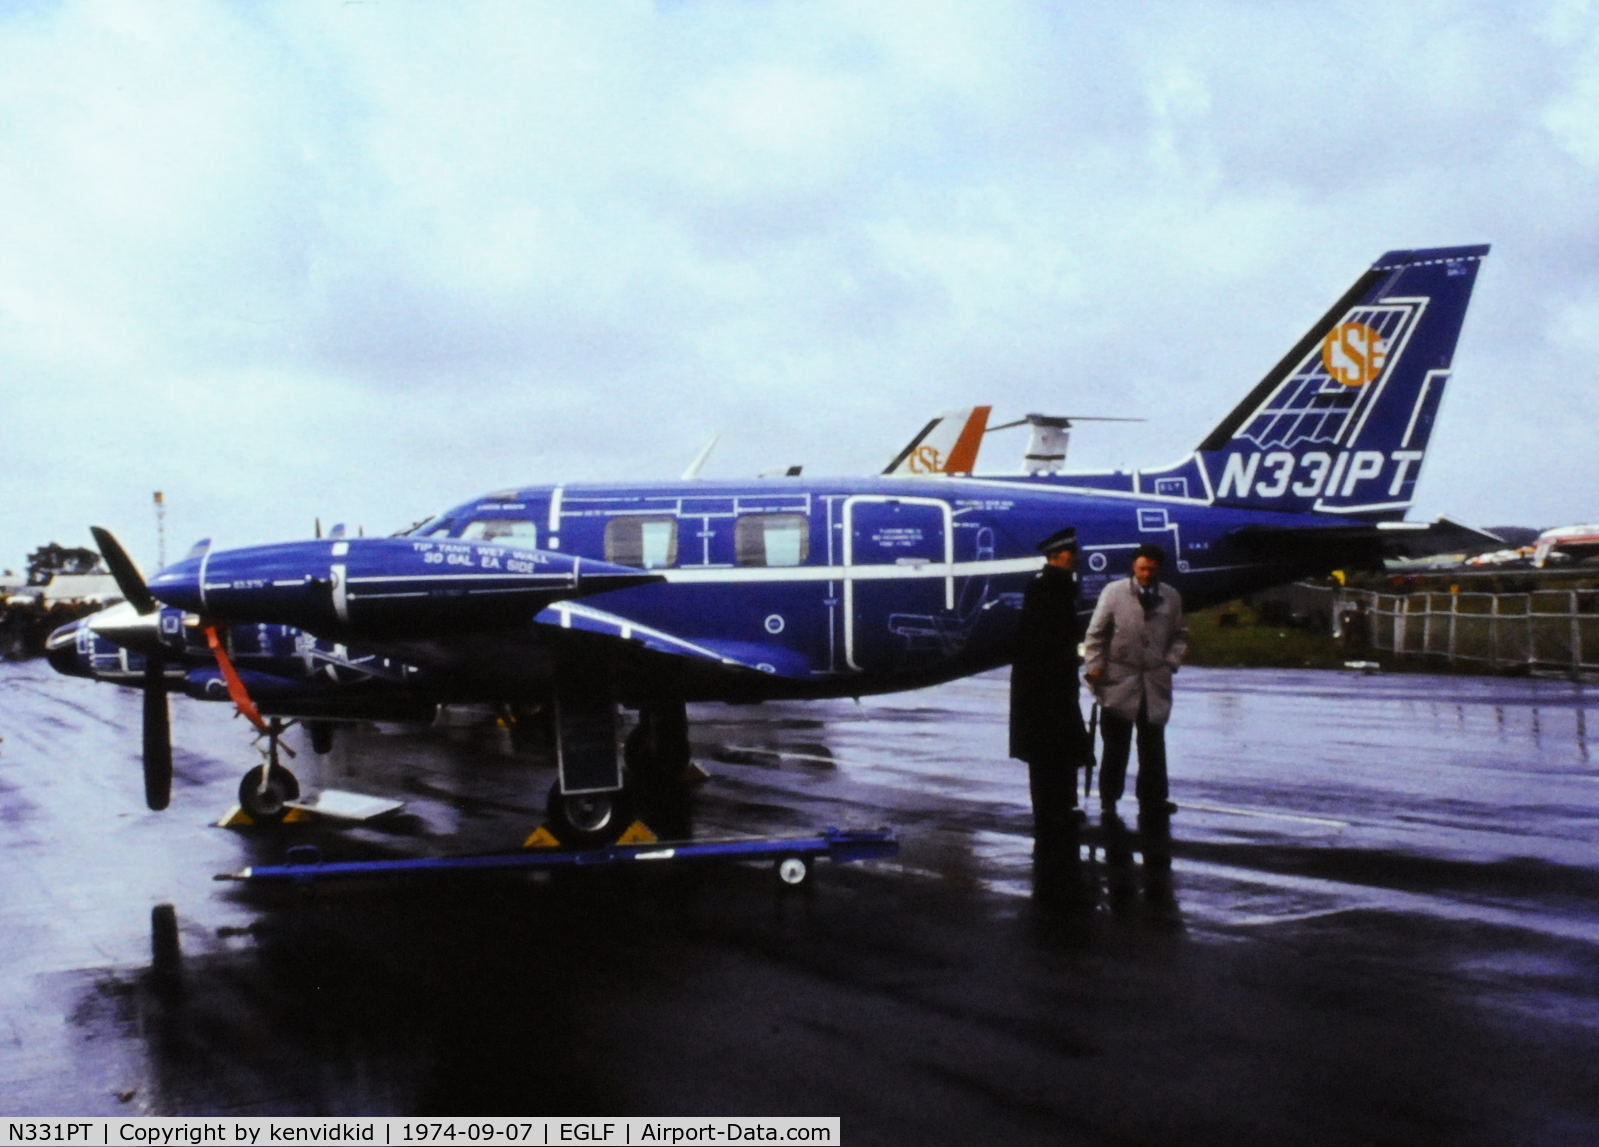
[{"left": 1226, "top": 516, "right": 1504, "bottom": 564}]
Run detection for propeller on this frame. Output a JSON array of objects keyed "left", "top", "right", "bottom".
[
  {"left": 90, "top": 527, "right": 172, "bottom": 810},
  {"left": 91, "top": 526, "right": 283, "bottom": 811},
  {"left": 91, "top": 527, "right": 157, "bottom": 615},
  {"left": 141, "top": 665, "right": 172, "bottom": 811}
]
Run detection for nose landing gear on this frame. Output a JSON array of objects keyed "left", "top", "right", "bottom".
[{"left": 235, "top": 719, "right": 301, "bottom": 826}]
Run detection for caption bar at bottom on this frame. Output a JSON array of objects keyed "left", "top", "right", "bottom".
[{"left": 0, "top": 1118, "right": 841, "bottom": 1146}]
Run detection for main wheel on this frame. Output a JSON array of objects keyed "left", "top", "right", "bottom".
[
  {"left": 238, "top": 764, "right": 300, "bottom": 825},
  {"left": 775, "top": 855, "right": 812, "bottom": 887},
  {"left": 545, "top": 781, "right": 634, "bottom": 848}
]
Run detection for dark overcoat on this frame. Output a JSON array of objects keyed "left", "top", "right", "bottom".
[{"left": 1008, "top": 563, "right": 1091, "bottom": 766}]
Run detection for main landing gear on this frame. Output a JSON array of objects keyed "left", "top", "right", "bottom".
[
  {"left": 221, "top": 693, "right": 700, "bottom": 847},
  {"left": 543, "top": 696, "right": 696, "bottom": 848}
]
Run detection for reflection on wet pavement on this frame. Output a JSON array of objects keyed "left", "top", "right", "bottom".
[{"left": 3, "top": 661, "right": 1598, "bottom": 1141}]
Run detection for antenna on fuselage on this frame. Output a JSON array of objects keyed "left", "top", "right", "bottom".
[{"left": 682, "top": 433, "right": 721, "bottom": 480}]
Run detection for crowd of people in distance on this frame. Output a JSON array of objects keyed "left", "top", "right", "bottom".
[{"left": 0, "top": 595, "right": 102, "bottom": 660}]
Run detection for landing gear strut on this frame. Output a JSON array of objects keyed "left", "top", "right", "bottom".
[
  {"left": 238, "top": 719, "right": 300, "bottom": 825},
  {"left": 541, "top": 681, "right": 628, "bottom": 847},
  {"left": 622, "top": 699, "right": 696, "bottom": 840},
  {"left": 624, "top": 700, "right": 693, "bottom": 787}
]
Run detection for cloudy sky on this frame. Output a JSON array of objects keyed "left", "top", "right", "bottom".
[{"left": 3, "top": 0, "right": 1596, "bottom": 574}]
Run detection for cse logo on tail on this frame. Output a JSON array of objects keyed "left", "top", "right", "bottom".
[
  {"left": 1321, "top": 321, "right": 1387, "bottom": 387},
  {"left": 906, "top": 446, "right": 946, "bottom": 474}
]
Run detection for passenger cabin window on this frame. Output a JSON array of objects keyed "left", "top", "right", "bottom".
[
  {"left": 606, "top": 516, "right": 678, "bottom": 569},
  {"left": 459, "top": 518, "right": 538, "bottom": 545},
  {"left": 736, "top": 513, "right": 808, "bottom": 567}
]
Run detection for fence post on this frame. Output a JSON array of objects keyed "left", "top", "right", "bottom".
[
  {"left": 1578, "top": 592, "right": 1586, "bottom": 676},
  {"left": 1572, "top": 590, "right": 1582, "bottom": 682}
]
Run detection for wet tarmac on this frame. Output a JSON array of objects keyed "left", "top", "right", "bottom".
[{"left": 3, "top": 659, "right": 1599, "bottom": 1143}]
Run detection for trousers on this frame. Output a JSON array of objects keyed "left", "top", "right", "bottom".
[{"left": 1096, "top": 698, "right": 1168, "bottom": 809}]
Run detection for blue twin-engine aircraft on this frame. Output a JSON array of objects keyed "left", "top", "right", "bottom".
[{"left": 49, "top": 244, "right": 1494, "bottom": 842}]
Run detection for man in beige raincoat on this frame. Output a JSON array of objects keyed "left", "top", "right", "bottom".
[{"left": 1083, "top": 543, "right": 1188, "bottom": 818}]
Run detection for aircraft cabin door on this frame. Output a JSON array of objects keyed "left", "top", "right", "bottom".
[{"left": 842, "top": 495, "right": 954, "bottom": 673}]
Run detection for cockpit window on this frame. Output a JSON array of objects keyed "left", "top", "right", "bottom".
[
  {"left": 735, "top": 513, "right": 808, "bottom": 567},
  {"left": 605, "top": 516, "right": 678, "bottom": 569},
  {"left": 401, "top": 515, "right": 453, "bottom": 538},
  {"left": 459, "top": 518, "right": 538, "bottom": 545}
]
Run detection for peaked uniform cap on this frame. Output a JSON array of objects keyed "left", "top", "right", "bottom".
[{"left": 1037, "top": 527, "right": 1078, "bottom": 555}]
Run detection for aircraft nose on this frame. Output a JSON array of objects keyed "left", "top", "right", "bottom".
[{"left": 147, "top": 556, "right": 206, "bottom": 613}]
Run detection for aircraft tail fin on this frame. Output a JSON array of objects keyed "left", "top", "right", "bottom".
[
  {"left": 883, "top": 406, "right": 992, "bottom": 476},
  {"left": 1181, "top": 245, "right": 1489, "bottom": 519}
]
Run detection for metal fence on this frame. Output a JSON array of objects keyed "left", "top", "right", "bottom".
[{"left": 1332, "top": 586, "right": 1599, "bottom": 676}]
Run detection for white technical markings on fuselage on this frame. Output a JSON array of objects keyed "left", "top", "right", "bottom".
[
  {"left": 554, "top": 491, "right": 817, "bottom": 518},
  {"left": 1124, "top": 455, "right": 1217, "bottom": 503},
  {"left": 343, "top": 573, "right": 577, "bottom": 603},
  {"left": 345, "top": 573, "right": 574, "bottom": 584},
  {"left": 547, "top": 485, "right": 564, "bottom": 548},
  {"left": 952, "top": 475, "right": 1217, "bottom": 509},
  {"left": 545, "top": 601, "right": 748, "bottom": 667},
  {"left": 654, "top": 555, "right": 1041, "bottom": 586},
  {"left": 197, "top": 549, "right": 212, "bottom": 612}
]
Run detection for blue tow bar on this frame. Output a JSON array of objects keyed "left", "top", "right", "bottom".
[{"left": 218, "top": 826, "right": 899, "bottom": 888}]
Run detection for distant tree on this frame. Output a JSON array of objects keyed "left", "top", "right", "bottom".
[{"left": 26, "top": 543, "right": 103, "bottom": 586}]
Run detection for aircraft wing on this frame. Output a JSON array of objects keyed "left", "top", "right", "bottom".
[
  {"left": 1225, "top": 516, "right": 1504, "bottom": 564},
  {"left": 535, "top": 600, "right": 815, "bottom": 679}
]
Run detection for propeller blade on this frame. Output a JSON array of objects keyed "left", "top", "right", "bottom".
[
  {"left": 90, "top": 526, "right": 158, "bottom": 615},
  {"left": 142, "top": 655, "right": 172, "bottom": 811},
  {"left": 202, "top": 624, "right": 270, "bottom": 734}
]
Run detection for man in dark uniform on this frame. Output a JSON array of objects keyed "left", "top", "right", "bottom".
[{"left": 1009, "top": 526, "right": 1092, "bottom": 840}]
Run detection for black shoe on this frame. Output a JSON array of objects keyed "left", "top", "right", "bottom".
[{"left": 1140, "top": 800, "right": 1178, "bottom": 816}]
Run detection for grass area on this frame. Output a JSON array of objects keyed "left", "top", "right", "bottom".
[{"left": 1184, "top": 600, "right": 1353, "bottom": 670}]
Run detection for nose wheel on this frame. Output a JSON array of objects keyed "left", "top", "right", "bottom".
[
  {"left": 238, "top": 719, "right": 301, "bottom": 825},
  {"left": 238, "top": 764, "right": 300, "bottom": 824}
]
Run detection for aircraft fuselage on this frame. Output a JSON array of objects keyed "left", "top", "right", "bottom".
[{"left": 393, "top": 472, "right": 1354, "bottom": 702}]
